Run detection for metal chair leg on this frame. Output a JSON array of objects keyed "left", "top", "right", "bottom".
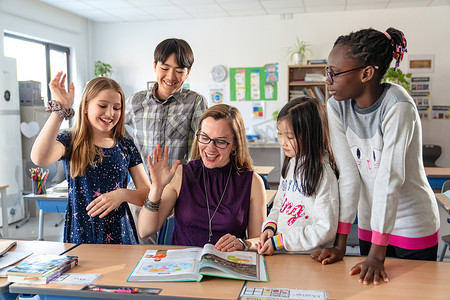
[{"left": 438, "top": 243, "right": 448, "bottom": 261}]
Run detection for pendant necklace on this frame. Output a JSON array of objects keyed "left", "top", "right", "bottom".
[{"left": 203, "top": 164, "right": 232, "bottom": 243}]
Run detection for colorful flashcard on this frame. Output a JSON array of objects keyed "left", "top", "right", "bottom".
[{"left": 252, "top": 101, "right": 265, "bottom": 119}]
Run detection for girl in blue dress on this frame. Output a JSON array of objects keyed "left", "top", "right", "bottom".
[{"left": 31, "top": 72, "right": 151, "bottom": 244}]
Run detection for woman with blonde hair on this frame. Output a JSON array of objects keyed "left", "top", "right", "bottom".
[
  {"left": 139, "top": 104, "right": 266, "bottom": 251},
  {"left": 31, "top": 72, "right": 150, "bottom": 244}
]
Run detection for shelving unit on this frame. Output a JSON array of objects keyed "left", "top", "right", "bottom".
[{"left": 288, "top": 64, "right": 329, "bottom": 103}]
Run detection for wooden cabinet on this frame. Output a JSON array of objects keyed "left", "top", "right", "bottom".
[{"left": 288, "top": 64, "right": 328, "bottom": 103}]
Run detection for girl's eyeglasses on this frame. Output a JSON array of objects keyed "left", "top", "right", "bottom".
[
  {"left": 196, "top": 133, "right": 234, "bottom": 149},
  {"left": 325, "top": 66, "right": 366, "bottom": 83},
  {"left": 325, "top": 66, "right": 379, "bottom": 83}
]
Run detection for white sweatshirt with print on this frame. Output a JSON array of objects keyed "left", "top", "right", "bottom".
[
  {"left": 327, "top": 83, "right": 439, "bottom": 249},
  {"left": 262, "top": 157, "right": 339, "bottom": 253}
]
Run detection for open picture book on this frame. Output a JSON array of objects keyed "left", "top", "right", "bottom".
[{"left": 127, "top": 243, "right": 268, "bottom": 282}]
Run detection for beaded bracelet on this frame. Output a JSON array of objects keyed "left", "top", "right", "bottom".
[
  {"left": 45, "top": 100, "right": 75, "bottom": 120},
  {"left": 143, "top": 196, "right": 161, "bottom": 212}
]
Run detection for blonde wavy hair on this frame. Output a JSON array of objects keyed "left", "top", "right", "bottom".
[
  {"left": 69, "top": 77, "right": 125, "bottom": 178},
  {"left": 190, "top": 104, "right": 253, "bottom": 172}
]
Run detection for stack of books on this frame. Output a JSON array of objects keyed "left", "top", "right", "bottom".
[
  {"left": 289, "top": 90, "right": 307, "bottom": 101},
  {"left": 304, "top": 73, "right": 326, "bottom": 82},
  {"left": 7, "top": 254, "right": 78, "bottom": 284}
]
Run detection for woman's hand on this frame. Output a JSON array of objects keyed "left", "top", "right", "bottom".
[
  {"left": 86, "top": 189, "right": 126, "bottom": 218},
  {"left": 148, "top": 144, "right": 180, "bottom": 189},
  {"left": 215, "top": 234, "right": 244, "bottom": 252},
  {"left": 49, "top": 71, "right": 74, "bottom": 109}
]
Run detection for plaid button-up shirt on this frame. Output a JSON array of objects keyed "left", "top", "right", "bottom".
[{"left": 125, "top": 83, "right": 207, "bottom": 175}]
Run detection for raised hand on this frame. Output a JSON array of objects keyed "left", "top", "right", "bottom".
[
  {"left": 148, "top": 144, "right": 180, "bottom": 189},
  {"left": 49, "top": 71, "right": 74, "bottom": 109}
]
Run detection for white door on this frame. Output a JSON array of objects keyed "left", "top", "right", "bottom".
[{"left": 0, "top": 56, "right": 25, "bottom": 226}]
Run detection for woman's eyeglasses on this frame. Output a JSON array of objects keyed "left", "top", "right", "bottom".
[{"left": 196, "top": 133, "right": 234, "bottom": 149}]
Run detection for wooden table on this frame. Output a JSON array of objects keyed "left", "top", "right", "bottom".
[
  {"left": 425, "top": 167, "right": 450, "bottom": 189},
  {"left": 10, "top": 243, "right": 245, "bottom": 300},
  {"left": 1, "top": 239, "right": 76, "bottom": 299},
  {"left": 246, "top": 254, "right": 450, "bottom": 300},
  {"left": 254, "top": 166, "right": 275, "bottom": 177},
  {"left": 265, "top": 190, "right": 277, "bottom": 206},
  {"left": 8, "top": 242, "right": 450, "bottom": 300},
  {"left": 435, "top": 192, "right": 450, "bottom": 214}
]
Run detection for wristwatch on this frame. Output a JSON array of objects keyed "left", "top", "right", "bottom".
[{"left": 237, "top": 238, "right": 248, "bottom": 251}]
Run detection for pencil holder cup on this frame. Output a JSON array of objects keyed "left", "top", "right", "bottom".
[{"left": 32, "top": 178, "right": 46, "bottom": 195}]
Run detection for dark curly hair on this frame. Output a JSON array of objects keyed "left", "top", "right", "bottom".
[{"left": 334, "top": 27, "right": 407, "bottom": 81}]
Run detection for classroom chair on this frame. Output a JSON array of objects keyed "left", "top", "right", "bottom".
[
  {"left": 347, "top": 216, "right": 359, "bottom": 248},
  {"left": 258, "top": 174, "right": 272, "bottom": 216},
  {"left": 439, "top": 180, "right": 450, "bottom": 261},
  {"left": 157, "top": 216, "right": 174, "bottom": 245},
  {"left": 422, "top": 144, "right": 442, "bottom": 167}
]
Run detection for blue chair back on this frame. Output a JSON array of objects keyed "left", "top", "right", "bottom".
[{"left": 157, "top": 216, "right": 174, "bottom": 245}]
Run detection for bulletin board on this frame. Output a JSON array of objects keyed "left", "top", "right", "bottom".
[{"left": 229, "top": 67, "right": 277, "bottom": 101}]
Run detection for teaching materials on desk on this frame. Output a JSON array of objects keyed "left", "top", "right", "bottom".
[
  {"left": 0, "top": 240, "right": 16, "bottom": 256},
  {"left": 7, "top": 254, "right": 78, "bottom": 284},
  {"left": 240, "top": 286, "right": 327, "bottom": 300},
  {"left": 52, "top": 273, "right": 102, "bottom": 285},
  {"left": 127, "top": 243, "right": 267, "bottom": 282},
  {"left": 51, "top": 180, "right": 68, "bottom": 193},
  {"left": 30, "top": 168, "right": 49, "bottom": 194},
  {"left": 83, "top": 284, "right": 162, "bottom": 295},
  {"left": 0, "top": 251, "right": 33, "bottom": 275},
  {"left": 443, "top": 190, "right": 450, "bottom": 200}
]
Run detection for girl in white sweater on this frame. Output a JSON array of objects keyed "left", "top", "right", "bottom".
[
  {"left": 258, "top": 97, "right": 339, "bottom": 255},
  {"left": 311, "top": 27, "right": 440, "bottom": 285}
]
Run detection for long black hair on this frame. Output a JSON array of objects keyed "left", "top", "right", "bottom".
[
  {"left": 278, "top": 97, "right": 337, "bottom": 196},
  {"left": 334, "top": 27, "right": 407, "bottom": 81}
]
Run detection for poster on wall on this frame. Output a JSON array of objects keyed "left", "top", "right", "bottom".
[
  {"left": 209, "top": 84, "right": 225, "bottom": 105},
  {"left": 234, "top": 69, "right": 246, "bottom": 101},
  {"left": 431, "top": 106, "right": 450, "bottom": 120},
  {"left": 230, "top": 67, "right": 277, "bottom": 101},
  {"left": 416, "top": 105, "right": 429, "bottom": 120},
  {"left": 408, "top": 54, "right": 434, "bottom": 73},
  {"left": 265, "top": 63, "right": 278, "bottom": 82}
]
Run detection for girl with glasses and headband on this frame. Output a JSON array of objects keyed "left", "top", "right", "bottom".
[
  {"left": 312, "top": 27, "right": 440, "bottom": 285},
  {"left": 138, "top": 104, "right": 266, "bottom": 251}
]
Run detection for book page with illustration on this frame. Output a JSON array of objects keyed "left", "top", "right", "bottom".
[
  {"left": 199, "top": 243, "right": 265, "bottom": 281},
  {"left": 127, "top": 248, "right": 202, "bottom": 282}
]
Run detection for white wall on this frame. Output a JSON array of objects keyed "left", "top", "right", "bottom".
[
  {"left": 0, "top": 0, "right": 91, "bottom": 102},
  {"left": 91, "top": 6, "right": 450, "bottom": 166}
]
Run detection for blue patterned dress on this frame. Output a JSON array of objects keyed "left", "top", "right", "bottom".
[{"left": 57, "top": 130, "right": 143, "bottom": 244}]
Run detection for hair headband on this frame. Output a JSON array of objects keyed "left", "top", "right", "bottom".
[{"left": 383, "top": 31, "right": 392, "bottom": 40}]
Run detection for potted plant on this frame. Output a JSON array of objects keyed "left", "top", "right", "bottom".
[
  {"left": 382, "top": 67, "right": 412, "bottom": 92},
  {"left": 286, "top": 37, "right": 312, "bottom": 65},
  {"left": 94, "top": 60, "right": 112, "bottom": 77}
]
